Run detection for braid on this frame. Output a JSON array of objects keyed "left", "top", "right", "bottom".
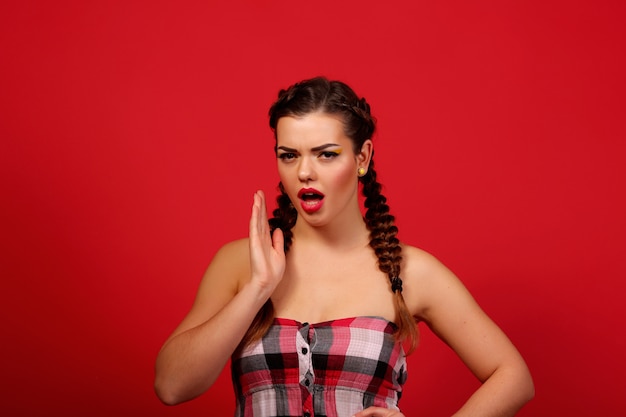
[
  {"left": 361, "top": 161, "right": 419, "bottom": 353},
  {"left": 362, "top": 162, "right": 402, "bottom": 277},
  {"left": 239, "top": 183, "right": 297, "bottom": 350},
  {"left": 268, "top": 182, "right": 297, "bottom": 252}
]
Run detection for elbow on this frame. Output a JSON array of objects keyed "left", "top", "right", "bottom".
[
  {"left": 154, "top": 352, "right": 191, "bottom": 405},
  {"left": 522, "top": 358, "right": 535, "bottom": 402},
  {"left": 491, "top": 360, "right": 535, "bottom": 410},
  {"left": 524, "top": 374, "right": 536, "bottom": 404},
  {"left": 154, "top": 371, "right": 210, "bottom": 406},
  {"left": 154, "top": 375, "right": 187, "bottom": 406},
  {"left": 516, "top": 364, "right": 535, "bottom": 407},
  {"left": 154, "top": 384, "right": 177, "bottom": 406},
  {"left": 153, "top": 348, "right": 220, "bottom": 405}
]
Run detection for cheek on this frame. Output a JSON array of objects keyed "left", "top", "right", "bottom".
[
  {"left": 277, "top": 162, "right": 289, "bottom": 183},
  {"left": 277, "top": 164, "right": 297, "bottom": 196},
  {"left": 331, "top": 164, "right": 357, "bottom": 189}
]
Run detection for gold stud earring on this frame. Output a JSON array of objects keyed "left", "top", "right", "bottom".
[{"left": 357, "top": 167, "right": 366, "bottom": 177}]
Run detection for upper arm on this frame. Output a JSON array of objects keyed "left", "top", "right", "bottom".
[
  {"left": 402, "top": 246, "right": 526, "bottom": 382},
  {"left": 164, "top": 238, "right": 251, "bottom": 344}
]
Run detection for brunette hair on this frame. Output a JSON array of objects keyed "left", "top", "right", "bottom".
[{"left": 240, "top": 76, "right": 418, "bottom": 352}]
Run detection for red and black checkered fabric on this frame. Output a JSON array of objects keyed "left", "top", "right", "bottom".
[{"left": 231, "top": 316, "right": 407, "bottom": 417}]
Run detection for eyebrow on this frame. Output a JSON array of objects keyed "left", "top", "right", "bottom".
[{"left": 276, "top": 143, "right": 342, "bottom": 153}]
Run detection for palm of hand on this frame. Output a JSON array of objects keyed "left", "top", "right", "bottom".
[{"left": 249, "top": 191, "right": 286, "bottom": 293}]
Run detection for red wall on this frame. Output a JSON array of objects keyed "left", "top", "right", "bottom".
[{"left": 1, "top": 1, "right": 624, "bottom": 416}]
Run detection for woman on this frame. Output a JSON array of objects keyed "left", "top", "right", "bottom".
[{"left": 154, "top": 77, "right": 534, "bottom": 416}]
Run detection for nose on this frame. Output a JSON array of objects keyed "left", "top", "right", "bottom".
[{"left": 297, "top": 157, "right": 315, "bottom": 182}]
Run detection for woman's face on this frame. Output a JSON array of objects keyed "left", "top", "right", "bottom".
[{"left": 275, "top": 112, "right": 371, "bottom": 228}]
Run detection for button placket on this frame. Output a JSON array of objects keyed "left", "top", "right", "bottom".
[{"left": 297, "top": 323, "right": 314, "bottom": 392}]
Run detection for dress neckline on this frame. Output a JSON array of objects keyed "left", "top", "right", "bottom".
[{"left": 274, "top": 315, "right": 397, "bottom": 329}]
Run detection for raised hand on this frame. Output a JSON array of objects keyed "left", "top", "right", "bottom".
[{"left": 248, "top": 190, "right": 286, "bottom": 296}]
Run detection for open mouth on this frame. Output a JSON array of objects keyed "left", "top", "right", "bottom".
[
  {"left": 300, "top": 192, "right": 324, "bottom": 201},
  {"left": 298, "top": 188, "right": 325, "bottom": 201},
  {"left": 297, "top": 188, "right": 325, "bottom": 213}
]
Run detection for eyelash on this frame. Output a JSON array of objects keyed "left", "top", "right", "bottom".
[
  {"left": 278, "top": 152, "right": 296, "bottom": 161},
  {"left": 319, "top": 151, "right": 339, "bottom": 159},
  {"left": 277, "top": 151, "right": 340, "bottom": 161}
]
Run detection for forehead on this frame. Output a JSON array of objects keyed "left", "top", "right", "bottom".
[{"left": 276, "top": 113, "right": 351, "bottom": 147}]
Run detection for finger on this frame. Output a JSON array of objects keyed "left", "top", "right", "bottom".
[
  {"left": 272, "top": 227, "right": 284, "bottom": 255},
  {"left": 249, "top": 191, "right": 261, "bottom": 239},
  {"left": 257, "top": 190, "right": 268, "bottom": 226},
  {"left": 353, "top": 407, "right": 397, "bottom": 417}
]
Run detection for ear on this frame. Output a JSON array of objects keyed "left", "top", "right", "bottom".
[{"left": 356, "top": 139, "right": 374, "bottom": 172}]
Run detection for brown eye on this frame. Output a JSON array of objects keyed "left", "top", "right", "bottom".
[{"left": 319, "top": 151, "right": 339, "bottom": 159}]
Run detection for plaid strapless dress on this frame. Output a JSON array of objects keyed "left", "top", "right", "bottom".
[{"left": 231, "top": 316, "right": 407, "bottom": 417}]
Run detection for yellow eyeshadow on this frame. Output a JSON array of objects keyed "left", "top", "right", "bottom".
[{"left": 334, "top": 148, "right": 343, "bottom": 154}]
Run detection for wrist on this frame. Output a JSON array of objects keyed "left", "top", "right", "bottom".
[{"left": 243, "top": 278, "right": 275, "bottom": 304}]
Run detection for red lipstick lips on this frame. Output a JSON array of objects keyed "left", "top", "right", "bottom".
[{"left": 297, "top": 188, "right": 325, "bottom": 214}]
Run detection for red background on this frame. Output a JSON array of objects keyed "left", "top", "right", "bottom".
[{"left": 1, "top": 1, "right": 625, "bottom": 416}]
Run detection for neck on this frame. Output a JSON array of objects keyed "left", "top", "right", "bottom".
[{"left": 291, "top": 205, "right": 370, "bottom": 249}]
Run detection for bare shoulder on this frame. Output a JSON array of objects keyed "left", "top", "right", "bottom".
[
  {"left": 399, "top": 243, "right": 473, "bottom": 322},
  {"left": 213, "top": 237, "right": 250, "bottom": 258},
  {"left": 399, "top": 244, "right": 446, "bottom": 278},
  {"left": 209, "top": 238, "right": 250, "bottom": 267},
  {"left": 201, "top": 238, "right": 251, "bottom": 292},
  {"left": 400, "top": 243, "right": 455, "bottom": 289},
  {"left": 166, "top": 238, "right": 251, "bottom": 341}
]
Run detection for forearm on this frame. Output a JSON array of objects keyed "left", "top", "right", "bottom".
[
  {"left": 452, "top": 364, "right": 534, "bottom": 417},
  {"left": 154, "top": 282, "right": 270, "bottom": 405}
]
